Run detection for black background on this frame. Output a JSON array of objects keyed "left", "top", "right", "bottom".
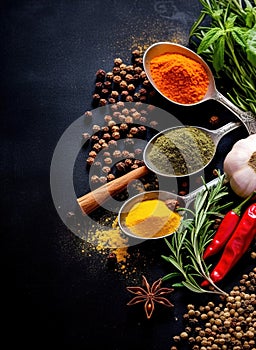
[{"left": 1, "top": 1, "right": 254, "bottom": 349}]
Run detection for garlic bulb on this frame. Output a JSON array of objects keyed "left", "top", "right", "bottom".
[{"left": 223, "top": 134, "right": 256, "bottom": 198}]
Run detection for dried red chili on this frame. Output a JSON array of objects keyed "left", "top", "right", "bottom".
[
  {"left": 203, "top": 192, "right": 255, "bottom": 260},
  {"left": 202, "top": 203, "right": 256, "bottom": 286}
]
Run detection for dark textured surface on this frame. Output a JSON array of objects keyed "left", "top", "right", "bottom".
[{"left": 1, "top": 1, "right": 253, "bottom": 349}]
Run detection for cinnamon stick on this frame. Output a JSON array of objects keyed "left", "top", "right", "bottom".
[{"left": 77, "top": 165, "right": 149, "bottom": 215}]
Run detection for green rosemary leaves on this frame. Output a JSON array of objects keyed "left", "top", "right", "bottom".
[{"left": 161, "top": 173, "right": 232, "bottom": 295}]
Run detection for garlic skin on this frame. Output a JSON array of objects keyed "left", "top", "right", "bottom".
[{"left": 223, "top": 134, "right": 256, "bottom": 198}]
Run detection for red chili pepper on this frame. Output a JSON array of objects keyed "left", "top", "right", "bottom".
[
  {"left": 202, "top": 203, "right": 256, "bottom": 287},
  {"left": 203, "top": 192, "right": 255, "bottom": 260}
]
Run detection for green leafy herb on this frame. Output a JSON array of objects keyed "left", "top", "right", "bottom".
[
  {"left": 189, "top": 0, "right": 256, "bottom": 115},
  {"left": 246, "top": 24, "right": 256, "bottom": 65},
  {"left": 161, "top": 172, "right": 232, "bottom": 295}
]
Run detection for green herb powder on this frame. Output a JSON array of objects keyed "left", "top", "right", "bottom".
[{"left": 148, "top": 127, "right": 215, "bottom": 176}]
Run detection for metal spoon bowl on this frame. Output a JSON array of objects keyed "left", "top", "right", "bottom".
[
  {"left": 143, "top": 42, "right": 256, "bottom": 134},
  {"left": 143, "top": 121, "right": 241, "bottom": 178},
  {"left": 118, "top": 177, "right": 219, "bottom": 240}
]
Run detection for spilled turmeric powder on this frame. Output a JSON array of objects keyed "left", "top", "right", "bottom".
[
  {"left": 125, "top": 199, "right": 181, "bottom": 238},
  {"left": 150, "top": 52, "right": 209, "bottom": 104}
]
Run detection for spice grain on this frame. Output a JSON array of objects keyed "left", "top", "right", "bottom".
[
  {"left": 125, "top": 199, "right": 181, "bottom": 238},
  {"left": 150, "top": 52, "right": 209, "bottom": 104},
  {"left": 148, "top": 127, "right": 215, "bottom": 176}
]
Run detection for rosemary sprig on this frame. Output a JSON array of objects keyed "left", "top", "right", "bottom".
[{"left": 161, "top": 173, "right": 232, "bottom": 296}]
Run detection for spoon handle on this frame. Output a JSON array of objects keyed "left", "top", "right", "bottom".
[
  {"left": 183, "top": 177, "right": 220, "bottom": 208},
  {"left": 210, "top": 121, "right": 241, "bottom": 144},
  {"left": 215, "top": 90, "right": 256, "bottom": 135}
]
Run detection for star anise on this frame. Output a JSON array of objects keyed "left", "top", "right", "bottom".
[{"left": 126, "top": 275, "right": 174, "bottom": 319}]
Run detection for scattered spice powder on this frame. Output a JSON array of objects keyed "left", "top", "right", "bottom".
[
  {"left": 150, "top": 52, "right": 209, "bottom": 104},
  {"left": 148, "top": 127, "right": 215, "bottom": 176},
  {"left": 86, "top": 217, "right": 130, "bottom": 263},
  {"left": 125, "top": 199, "right": 181, "bottom": 238}
]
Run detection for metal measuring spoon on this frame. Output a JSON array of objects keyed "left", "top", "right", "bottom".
[
  {"left": 143, "top": 42, "right": 256, "bottom": 135},
  {"left": 143, "top": 121, "right": 241, "bottom": 178},
  {"left": 118, "top": 177, "right": 219, "bottom": 240}
]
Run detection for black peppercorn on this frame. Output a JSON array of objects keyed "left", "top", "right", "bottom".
[
  {"left": 95, "top": 81, "right": 103, "bottom": 92},
  {"left": 138, "top": 125, "right": 147, "bottom": 134},
  {"left": 127, "top": 84, "right": 135, "bottom": 92},
  {"left": 125, "top": 74, "right": 133, "bottom": 83},
  {"left": 92, "top": 93, "right": 101, "bottom": 104},
  {"left": 101, "top": 125, "right": 109, "bottom": 132},
  {"left": 134, "top": 57, "right": 143, "bottom": 66},
  {"left": 120, "top": 90, "right": 129, "bottom": 101},
  {"left": 111, "top": 91, "right": 119, "bottom": 99},
  {"left": 104, "top": 157, "right": 112, "bottom": 165},
  {"left": 125, "top": 95, "right": 134, "bottom": 102},
  {"left": 107, "top": 173, "right": 115, "bottom": 181},
  {"left": 113, "top": 75, "right": 122, "bottom": 85},
  {"left": 102, "top": 166, "right": 111, "bottom": 174},
  {"left": 91, "top": 135, "right": 100, "bottom": 143},
  {"left": 108, "top": 139, "right": 117, "bottom": 149},
  {"left": 120, "top": 70, "right": 127, "bottom": 78},
  {"left": 116, "top": 101, "right": 125, "bottom": 108},
  {"left": 88, "top": 150, "right": 97, "bottom": 158},
  {"left": 130, "top": 127, "right": 139, "bottom": 135},
  {"left": 139, "top": 95, "right": 147, "bottom": 102},
  {"left": 84, "top": 110, "right": 93, "bottom": 119},
  {"left": 95, "top": 69, "right": 106, "bottom": 81},
  {"left": 142, "top": 79, "right": 151, "bottom": 89},
  {"left": 120, "top": 80, "right": 128, "bottom": 90},
  {"left": 114, "top": 57, "right": 123, "bottom": 66},
  {"left": 112, "top": 150, "right": 122, "bottom": 159},
  {"left": 82, "top": 132, "right": 91, "bottom": 141},
  {"left": 92, "top": 161, "right": 102, "bottom": 170},
  {"left": 108, "top": 120, "right": 116, "bottom": 128},
  {"left": 99, "top": 176, "right": 107, "bottom": 184},
  {"left": 116, "top": 161, "right": 126, "bottom": 172},
  {"left": 139, "top": 71, "right": 147, "bottom": 80},
  {"left": 103, "top": 151, "right": 110, "bottom": 157},
  {"left": 125, "top": 116, "right": 133, "bottom": 124},
  {"left": 104, "top": 80, "right": 112, "bottom": 89},
  {"left": 122, "top": 150, "right": 130, "bottom": 158},
  {"left": 106, "top": 71, "right": 114, "bottom": 81},
  {"left": 108, "top": 97, "right": 116, "bottom": 104},
  {"left": 133, "top": 92, "right": 140, "bottom": 101},
  {"left": 104, "top": 114, "right": 112, "bottom": 123},
  {"left": 92, "top": 143, "right": 102, "bottom": 152},
  {"left": 112, "top": 131, "right": 120, "bottom": 140},
  {"left": 149, "top": 120, "right": 158, "bottom": 128},
  {"left": 209, "top": 115, "right": 220, "bottom": 125},
  {"left": 92, "top": 124, "right": 101, "bottom": 133},
  {"left": 120, "top": 63, "right": 127, "bottom": 70},
  {"left": 86, "top": 157, "right": 95, "bottom": 166},
  {"left": 112, "top": 66, "right": 121, "bottom": 75},
  {"left": 102, "top": 133, "right": 111, "bottom": 141},
  {"left": 90, "top": 175, "right": 100, "bottom": 183},
  {"left": 99, "top": 98, "right": 107, "bottom": 106},
  {"left": 101, "top": 88, "right": 109, "bottom": 98},
  {"left": 134, "top": 66, "right": 142, "bottom": 74},
  {"left": 111, "top": 125, "right": 120, "bottom": 133}
]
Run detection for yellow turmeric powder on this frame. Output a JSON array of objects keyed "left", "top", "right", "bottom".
[
  {"left": 150, "top": 52, "right": 209, "bottom": 104},
  {"left": 125, "top": 199, "right": 181, "bottom": 238}
]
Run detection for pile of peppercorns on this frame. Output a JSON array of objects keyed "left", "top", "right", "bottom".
[
  {"left": 81, "top": 49, "right": 191, "bottom": 196},
  {"left": 92, "top": 49, "right": 157, "bottom": 107},
  {"left": 82, "top": 102, "right": 161, "bottom": 190},
  {"left": 171, "top": 266, "right": 256, "bottom": 350}
]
